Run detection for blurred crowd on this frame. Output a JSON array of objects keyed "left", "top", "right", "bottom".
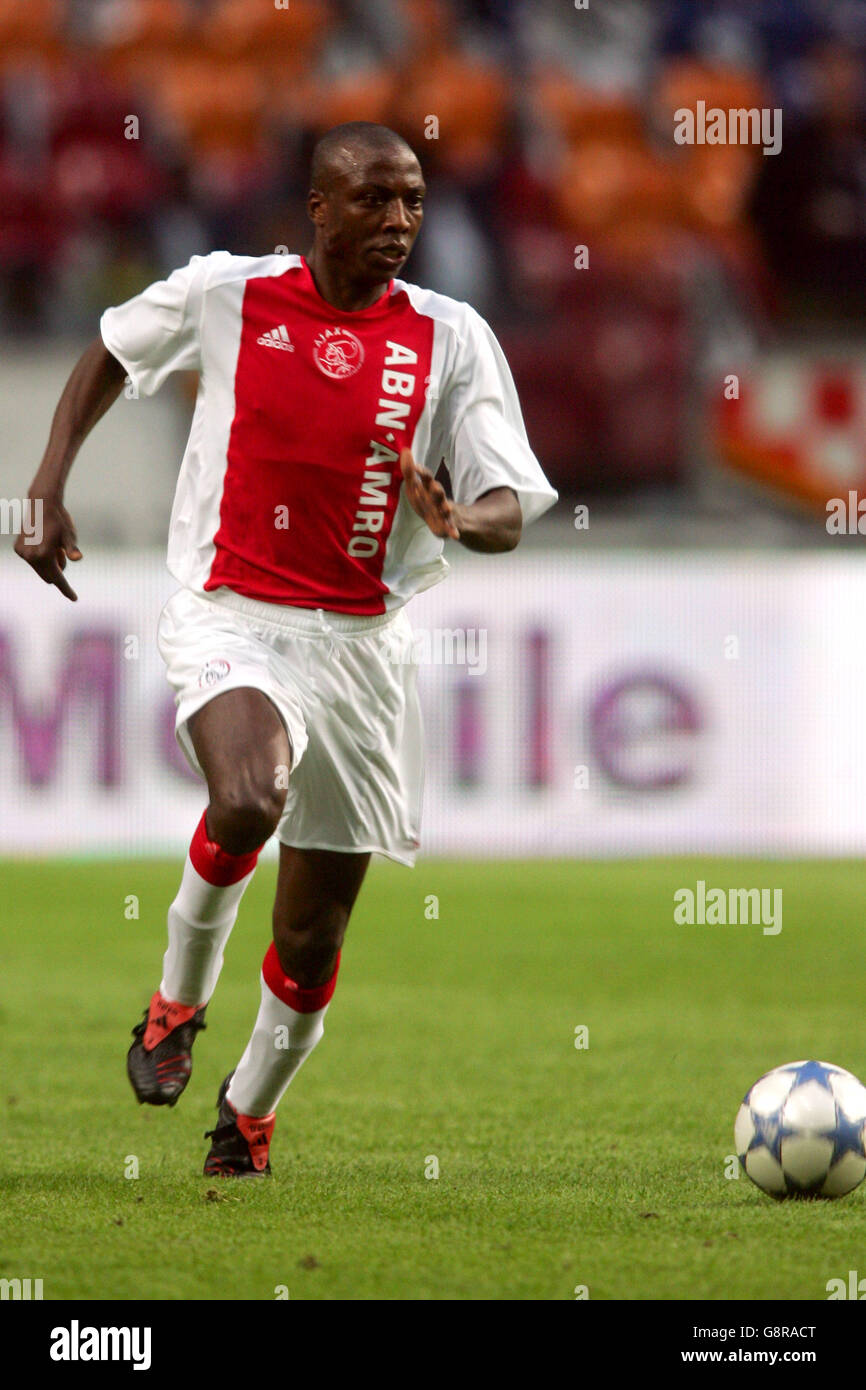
[{"left": 1, "top": 0, "right": 864, "bottom": 492}]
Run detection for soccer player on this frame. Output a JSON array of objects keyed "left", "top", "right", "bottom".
[{"left": 15, "top": 123, "right": 558, "bottom": 1177}]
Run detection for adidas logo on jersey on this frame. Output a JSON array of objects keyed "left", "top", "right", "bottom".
[{"left": 257, "top": 325, "right": 294, "bottom": 351}]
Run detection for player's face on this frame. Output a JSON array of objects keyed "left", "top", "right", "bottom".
[{"left": 311, "top": 149, "right": 426, "bottom": 281}]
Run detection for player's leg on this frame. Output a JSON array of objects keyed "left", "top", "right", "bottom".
[
  {"left": 270, "top": 844, "right": 372, "bottom": 986},
  {"left": 187, "top": 688, "right": 292, "bottom": 855},
  {"left": 157, "top": 686, "right": 291, "bottom": 1001},
  {"left": 128, "top": 688, "right": 291, "bottom": 1106},
  {"left": 203, "top": 846, "right": 370, "bottom": 1177}
]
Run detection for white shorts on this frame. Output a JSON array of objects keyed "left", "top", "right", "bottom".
[{"left": 157, "top": 586, "right": 425, "bottom": 866}]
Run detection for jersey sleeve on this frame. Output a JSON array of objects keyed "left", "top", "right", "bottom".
[
  {"left": 99, "top": 254, "right": 208, "bottom": 396},
  {"left": 440, "top": 308, "right": 558, "bottom": 526}
]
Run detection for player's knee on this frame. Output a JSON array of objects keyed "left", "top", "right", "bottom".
[
  {"left": 310, "top": 910, "right": 348, "bottom": 960},
  {"left": 273, "top": 904, "right": 348, "bottom": 981},
  {"left": 278, "top": 934, "right": 344, "bottom": 989},
  {"left": 209, "top": 781, "right": 286, "bottom": 853}
]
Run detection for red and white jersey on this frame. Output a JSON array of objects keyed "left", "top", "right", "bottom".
[{"left": 100, "top": 252, "right": 558, "bottom": 614}]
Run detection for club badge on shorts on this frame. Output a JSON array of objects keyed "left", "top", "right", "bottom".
[
  {"left": 313, "top": 327, "right": 364, "bottom": 379},
  {"left": 198, "top": 659, "right": 231, "bottom": 688}
]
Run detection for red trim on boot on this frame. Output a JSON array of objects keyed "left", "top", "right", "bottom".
[
  {"left": 236, "top": 1111, "right": 276, "bottom": 1171},
  {"left": 262, "top": 943, "right": 340, "bottom": 1013},
  {"left": 189, "top": 810, "right": 262, "bottom": 886},
  {"left": 142, "top": 990, "right": 201, "bottom": 1052}
]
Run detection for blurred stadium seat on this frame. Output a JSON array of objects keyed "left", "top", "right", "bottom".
[
  {"left": 206, "top": 0, "right": 332, "bottom": 60},
  {"left": 92, "top": 0, "right": 195, "bottom": 89},
  {"left": 158, "top": 55, "right": 267, "bottom": 152},
  {"left": 0, "top": 0, "right": 63, "bottom": 73},
  {"left": 531, "top": 71, "right": 644, "bottom": 147}
]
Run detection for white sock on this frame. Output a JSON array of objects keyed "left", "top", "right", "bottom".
[
  {"left": 227, "top": 974, "right": 330, "bottom": 1117},
  {"left": 160, "top": 854, "right": 256, "bottom": 1006}
]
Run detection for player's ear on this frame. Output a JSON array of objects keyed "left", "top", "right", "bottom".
[{"left": 307, "top": 190, "right": 326, "bottom": 224}]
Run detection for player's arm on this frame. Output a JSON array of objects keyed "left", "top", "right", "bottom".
[
  {"left": 451, "top": 485, "right": 521, "bottom": 552},
  {"left": 400, "top": 448, "right": 521, "bottom": 552},
  {"left": 14, "top": 338, "right": 128, "bottom": 600}
]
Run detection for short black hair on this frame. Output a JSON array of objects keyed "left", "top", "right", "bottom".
[{"left": 310, "top": 122, "right": 417, "bottom": 194}]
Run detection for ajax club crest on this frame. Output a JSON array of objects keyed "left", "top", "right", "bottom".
[
  {"left": 197, "top": 659, "right": 231, "bottom": 689},
  {"left": 313, "top": 327, "right": 365, "bottom": 379}
]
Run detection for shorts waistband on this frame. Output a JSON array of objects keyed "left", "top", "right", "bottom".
[{"left": 203, "top": 586, "right": 403, "bottom": 635}]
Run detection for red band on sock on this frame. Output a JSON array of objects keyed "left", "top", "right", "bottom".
[
  {"left": 188, "top": 810, "right": 262, "bottom": 887},
  {"left": 262, "top": 942, "right": 340, "bottom": 1013}
]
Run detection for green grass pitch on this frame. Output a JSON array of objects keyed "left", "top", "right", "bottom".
[{"left": 2, "top": 856, "right": 865, "bottom": 1301}]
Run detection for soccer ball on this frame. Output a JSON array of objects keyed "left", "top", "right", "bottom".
[{"left": 734, "top": 1060, "right": 866, "bottom": 1199}]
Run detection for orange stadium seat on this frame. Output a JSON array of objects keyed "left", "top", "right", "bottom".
[
  {"left": 652, "top": 59, "right": 767, "bottom": 212},
  {"left": 682, "top": 145, "right": 759, "bottom": 230},
  {"left": 391, "top": 55, "right": 509, "bottom": 178},
  {"left": 0, "top": 0, "right": 62, "bottom": 73},
  {"left": 555, "top": 139, "right": 677, "bottom": 232},
  {"left": 548, "top": 54, "right": 769, "bottom": 274},
  {"left": 402, "top": 0, "right": 456, "bottom": 53},
  {"left": 653, "top": 56, "right": 767, "bottom": 135},
  {"left": 94, "top": 0, "right": 195, "bottom": 90},
  {"left": 530, "top": 69, "right": 644, "bottom": 147},
  {"left": 553, "top": 137, "right": 685, "bottom": 274},
  {"left": 212, "top": 0, "right": 333, "bottom": 125},
  {"left": 602, "top": 220, "right": 692, "bottom": 277},
  {"left": 554, "top": 140, "right": 632, "bottom": 234},
  {"left": 392, "top": 0, "right": 510, "bottom": 174},
  {"left": 310, "top": 68, "right": 398, "bottom": 135},
  {"left": 159, "top": 55, "right": 268, "bottom": 153},
  {"left": 0, "top": 0, "right": 60, "bottom": 44},
  {"left": 206, "top": 0, "right": 332, "bottom": 61},
  {"left": 262, "top": 61, "right": 322, "bottom": 129},
  {"left": 649, "top": 58, "right": 769, "bottom": 265}
]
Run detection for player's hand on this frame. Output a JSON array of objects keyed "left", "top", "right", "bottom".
[
  {"left": 400, "top": 448, "right": 460, "bottom": 541},
  {"left": 14, "top": 496, "right": 82, "bottom": 601}
]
